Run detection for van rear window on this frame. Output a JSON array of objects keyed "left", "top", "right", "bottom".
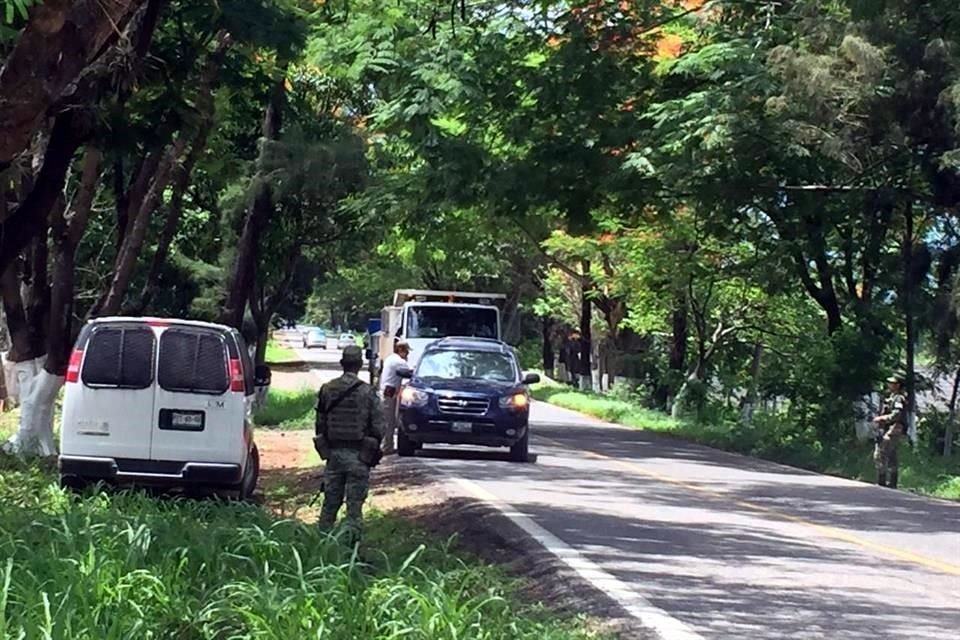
[
  {"left": 81, "top": 327, "right": 155, "bottom": 389},
  {"left": 158, "top": 330, "right": 228, "bottom": 394}
]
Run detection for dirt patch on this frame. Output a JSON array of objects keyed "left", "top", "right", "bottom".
[
  {"left": 257, "top": 430, "right": 314, "bottom": 470},
  {"left": 255, "top": 432, "right": 650, "bottom": 639}
]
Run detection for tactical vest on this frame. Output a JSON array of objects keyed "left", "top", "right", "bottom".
[{"left": 321, "top": 377, "right": 370, "bottom": 442}]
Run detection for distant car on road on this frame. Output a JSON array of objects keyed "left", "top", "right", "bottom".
[
  {"left": 337, "top": 333, "right": 356, "bottom": 350},
  {"left": 396, "top": 337, "right": 539, "bottom": 462},
  {"left": 303, "top": 329, "right": 327, "bottom": 349}
]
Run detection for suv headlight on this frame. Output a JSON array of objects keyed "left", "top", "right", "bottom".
[
  {"left": 400, "top": 387, "right": 429, "bottom": 408},
  {"left": 499, "top": 392, "right": 529, "bottom": 410}
]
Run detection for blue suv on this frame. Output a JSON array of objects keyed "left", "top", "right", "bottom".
[{"left": 396, "top": 338, "right": 540, "bottom": 461}]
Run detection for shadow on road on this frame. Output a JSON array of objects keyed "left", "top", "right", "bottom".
[
  {"left": 414, "top": 447, "right": 540, "bottom": 464},
  {"left": 413, "top": 432, "right": 960, "bottom": 640},
  {"left": 528, "top": 421, "right": 960, "bottom": 536}
]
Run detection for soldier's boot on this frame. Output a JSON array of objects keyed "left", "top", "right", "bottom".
[{"left": 888, "top": 471, "right": 899, "bottom": 489}]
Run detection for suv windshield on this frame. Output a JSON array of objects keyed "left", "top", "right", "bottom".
[
  {"left": 405, "top": 306, "right": 498, "bottom": 339},
  {"left": 416, "top": 349, "right": 516, "bottom": 383}
]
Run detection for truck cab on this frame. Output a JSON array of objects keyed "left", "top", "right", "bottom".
[{"left": 377, "top": 290, "right": 506, "bottom": 371}]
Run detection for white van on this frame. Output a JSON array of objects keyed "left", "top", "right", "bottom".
[{"left": 58, "top": 317, "right": 264, "bottom": 499}]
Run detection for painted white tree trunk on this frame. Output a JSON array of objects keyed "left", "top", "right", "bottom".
[
  {"left": 3, "top": 358, "right": 62, "bottom": 457},
  {"left": 853, "top": 394, "right": 877, "bottom": 442},
  {"left": 2, "top": 353, "right": 18, "bottom": 407}
]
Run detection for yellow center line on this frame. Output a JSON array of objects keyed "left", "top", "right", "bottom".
[{"left": 538, "top": 435, "right": 960, "bottom": 577}]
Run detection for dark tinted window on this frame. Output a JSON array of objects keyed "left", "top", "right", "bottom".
[
  {"left": 81, "top": 327, "right": 155, "bottom": 388},
  {"left": 416, "top": 349, "right": 517, "bottom": 382},
  {"left": 405, "top": 307, "right": 498, "bottom": 339},
  {"left": 158, "top": 329, "right": 228, "bottom": 394}
]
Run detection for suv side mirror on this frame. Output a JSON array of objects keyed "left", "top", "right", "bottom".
[
  {"left": 397, "top": 366, "right": 414, "bottom": 379},
  {"left": 522, "top": 373, "right": 541, "bottom": 385}
]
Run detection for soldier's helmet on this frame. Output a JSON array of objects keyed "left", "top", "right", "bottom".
[
  {"left": 885, "top": 373, "right": 903, "bottom": 385},
  {"left": 341, "top": 345, "right": 363, "bottom": 367}
]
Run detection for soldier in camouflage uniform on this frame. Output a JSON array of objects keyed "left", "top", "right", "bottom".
[
  {"left": 872, "top": 374, "right": 907, "bottom": 489},
  {"left": 316, "top": 346, "right": 384, "bottom": 542}
]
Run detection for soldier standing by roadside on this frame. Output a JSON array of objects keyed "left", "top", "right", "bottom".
[
  {"left": 314, "top": 345, "right": 384, "bottom": 544},
  {"left": 873, "top": 374, "right": 907, "bottom": 489}
]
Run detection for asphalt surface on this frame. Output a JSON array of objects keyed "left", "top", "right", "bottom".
[{"left": 283, "top": 334, "right": 960, "bottom": 640}]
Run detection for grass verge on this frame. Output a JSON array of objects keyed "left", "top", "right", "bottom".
[
  {"left": 254, "top": 389, "right": 315, "bottom": 430},
  {"left": 265, "top": 340, "right": 300, "bottom": 364},
  {"left": 531, "top": 385, "right": 960, "bottom": 501},
  {"left": 0, "top": 456, "right": 605, "bottom": 639}
]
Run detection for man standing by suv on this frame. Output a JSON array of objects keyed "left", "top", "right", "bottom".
[{"left": 379, "top": 339, "right": 411, "bottom": 455}]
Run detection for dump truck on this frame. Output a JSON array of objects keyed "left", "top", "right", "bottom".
[{"left": 375, "top": 290, "right": 507, "bottom": 375}]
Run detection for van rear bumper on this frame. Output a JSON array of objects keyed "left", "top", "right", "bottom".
[{"left": 59, "top": 455, "right": 242, "bottom": 487}]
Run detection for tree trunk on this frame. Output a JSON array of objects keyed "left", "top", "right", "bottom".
[
  {"left": 904, "top": 203, "right": 917, "bottom": 445},
  {"left": 0, "top": 110, "right": 92, "bottom": 273},
  {"left": 92, "top": 143, "right": 178, "bottom": 317},
  {"left": 740, "top": 343, "right": 764, "bottom": 423},
  {"left": 0, "top": 264, "right": 36, "bottom": 363},
  {"left": 944, "top": 366, "right": 960, "bottom": 457},
  {"left": 3, "top": 148, "right": 100, "bottom": 458},
  {"left": 542, "top": 316, "right": 555, "bottom": 376},
  {"left": 255, "top": 323, "right": 269, "bottom": 367},
  {"left": 0, "top": 260, "right": 53, "bottom": 457},
  {"left": 656, "top": 289, "right": 688, "bottom": 409},
  {"left": 47, "top": 147, "right": 100, "bottom": 375},
  {"left": 133, "top": 143, "right": 203, "bottom": 313},
  {"left": 579, "top": 262, "right": 592, "bottom": 391},
  {"left": 0, "top": 0, "right": 145, "bottom": 170},
  {"left": 0, "top": 0, "right": 162, "bottom": 272},
  {"left": 672, "top": 371, "right": 700, "bottom": 420},
  {"left": 129, "top": 32, "right": 230, "bottom": 314},
  {"left": 220, "top": 79, "right": 286, "bottom": 329}
]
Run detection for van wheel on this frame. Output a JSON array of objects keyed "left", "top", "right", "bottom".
[
  {"left": 59, "top": 475, "right": 88, "bottom": 493},
  {"left": 238, "top": 445, "right": 260, "bottom": 501},
  {"left": 397, "top": 430, "right": 416, "bottom": 457},
  {"left": 509, "top": 431, "right": 529, "bottom": 463}
]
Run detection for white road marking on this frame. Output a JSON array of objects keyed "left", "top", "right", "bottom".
[{"left": 430, "top": 467, "right": 706, "bottom": 640}]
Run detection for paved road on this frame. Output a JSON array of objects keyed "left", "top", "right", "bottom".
[{"left": 288, "top": 337, "right": 960, "bottom": 639}]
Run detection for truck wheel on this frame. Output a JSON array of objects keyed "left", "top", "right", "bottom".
[
  {"left": 397, "top": 430, "right": 416, "bottom": 457},
  {"left": 509, "top": 431, "right": 529, "bottom": 463},
  {"left": 238, "top": 445, "right": 260, "bottom": 501}
]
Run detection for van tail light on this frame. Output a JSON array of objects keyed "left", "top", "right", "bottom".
[
  {"left": 65, "top": 349, "right": 83, "bottom": 383},
  {"left": 229, "top": 359, "right": 245, "bottom": 393}
]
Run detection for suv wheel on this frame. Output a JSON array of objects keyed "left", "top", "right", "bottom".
[
  {"left": 397, "top": 430, "right": 416, "bottom": 457},
  {"left": 509, "top": 431, "right": 529, "bottom": 463},
  {"left": 237, "top": 445, "right": 260, "bottom": 501}
]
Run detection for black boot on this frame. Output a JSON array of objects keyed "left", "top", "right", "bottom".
[{"left": 888, "top": 471, "right": 899, "bottom": 489}]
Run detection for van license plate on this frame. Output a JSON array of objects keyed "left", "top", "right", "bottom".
[
  {"left": 172, "top": 412, "right": 204, "bottom": 428},
  {"left": 451, "top": 422, "right": 472, "bottom": 433}
]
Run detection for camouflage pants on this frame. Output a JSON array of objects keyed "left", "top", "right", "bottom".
[
  {"left": 873, "top": 427, "right": 902, "bottom": 486},
  {"left": 318, "top": 448, "right": 370, "bottom": 541}
]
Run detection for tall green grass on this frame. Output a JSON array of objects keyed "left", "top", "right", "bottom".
[
  {"left": 254, "top": 389, "right": 316, "bottom": 430},
  {"left": 0, "top": 457, "right": 604, "bottom": 639},
  {"left": 532, "top": 385, "right": 960, "bottom": 500}
]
